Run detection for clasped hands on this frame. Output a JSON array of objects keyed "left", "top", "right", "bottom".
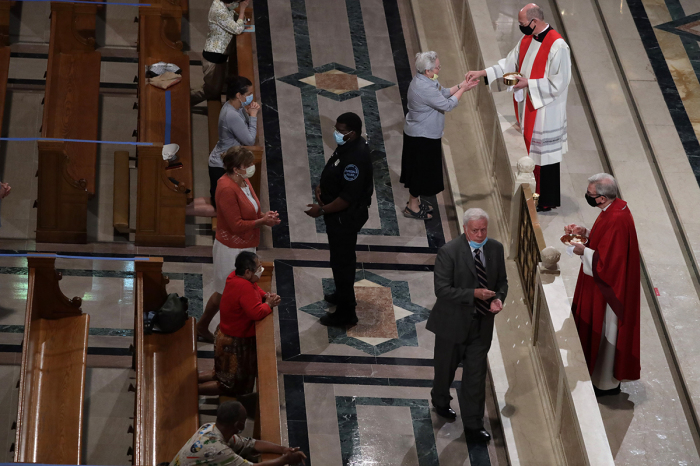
[
  {"left": 260, "top": 210, "right": 281, "bottom": 227},
  {"left": 475, "top": 288, "right": 503, "bottom": 314},
  {"left": 0, "top": 182, "right": 10, "bottom": 199},
  {"left": 281, "top": 447, "right": 307, "bottom": 465},
  {"left": 305, "top": 185, "right": 324, "bottom": 218},
  {"left": 464, "top": 70, "right": 529, "bottom": 90},
  {"left": 263, "top": 292, "right": 281, "bottom": 307},
  {"left": 564, "top": 224, "right": 586, "bottom": 256}
]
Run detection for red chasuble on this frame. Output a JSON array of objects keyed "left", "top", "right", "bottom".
[
  {"left": 515, "top": 31, "right": 562, "bottom": 196},
  {"left": 572, "top": 198, "right": 641, "bottom": 381}
]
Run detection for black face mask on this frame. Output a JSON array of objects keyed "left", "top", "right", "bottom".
[
  {"left": 585, "top": 193, "right": 603, "bottom": 207},
  {"left": 520, "top": 19, "right": 535, "bottom": 35}
]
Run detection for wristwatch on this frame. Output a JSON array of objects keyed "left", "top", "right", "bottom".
[{"left": 319, "top": 207, "right": 326, "bottom": 215}]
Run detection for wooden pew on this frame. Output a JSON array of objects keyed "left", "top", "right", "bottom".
[
  {"left": 133, "top": 257, "right": 199, "bottom": 466},
  {"left": 36, "top": 2, "right": 101, "bottom": 243},
  {"left": 237, "top": 7, "right": 265, "bottom": 197},
  {"left": 0, "top": 1, "right": 11, "bottom": 128},
  {"left": 135, "top": 3, "right": 193, "bottom": 247},
  {"left": 113, "top": 150, "right": 131, "bottom": 234},
  {"left": 15, "top": 254, "right": 90, "bottom": 464},
  {"left": 254, "top": 262, "right": 282, "bottom": 459}
]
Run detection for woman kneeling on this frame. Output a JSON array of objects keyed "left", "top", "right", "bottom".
[{"left": 199, "top": 251, "right": 280, "bottom": 396}]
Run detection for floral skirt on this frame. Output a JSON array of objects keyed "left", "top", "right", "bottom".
[{"left": 214, "top": 327, "right": 258, "bottom": 397}]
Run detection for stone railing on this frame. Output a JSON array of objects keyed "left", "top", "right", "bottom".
[{"left": 439, "top": 0, "right": 616, "bottom": 463}]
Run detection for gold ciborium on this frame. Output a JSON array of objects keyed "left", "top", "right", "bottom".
[{"left": 503, "top": 72, "right": 522, "bottom": 86}]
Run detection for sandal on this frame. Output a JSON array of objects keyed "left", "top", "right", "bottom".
[
  {"left": 197, "top": 326, "right": 215, "bottom": 344},
  {"left": 403, "top": 206, "right": 432, "bottom": 220},
  {"left": 406, "top": 201, "right": 433, "bottom": 213}
]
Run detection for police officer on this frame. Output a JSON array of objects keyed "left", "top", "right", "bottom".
[{"left": 304, "top": 112, "right": 374, "bottom": 327}]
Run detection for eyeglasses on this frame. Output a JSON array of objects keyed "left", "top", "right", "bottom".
[
  {"left": 433, "top": 65, "right": 442, "bottom": 71},
  {"left": 586, "top": 192, "right": 604, "bottom": 199}
]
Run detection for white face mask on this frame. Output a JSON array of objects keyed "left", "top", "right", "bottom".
[
  {"left": 254, "top": 266, "right": 264, "bottom": 279},
  {"left": 238, "top": 165, "right": 256, "bottom": 179}
]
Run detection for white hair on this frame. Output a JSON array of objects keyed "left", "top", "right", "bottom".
[
  {"left": 587, "top": 173, "right": 618, "bottom": 199},
  {"left": 463, "top": 208, "right": 489, "bottom": 226},
  {"left": 415, "top": 51, "right": 438, "bottom": 74}
]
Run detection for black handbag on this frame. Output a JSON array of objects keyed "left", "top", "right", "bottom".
[{"left": 144, "top": 293, "right": 189, "bottom": 334}]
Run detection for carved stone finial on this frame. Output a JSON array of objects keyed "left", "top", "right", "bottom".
[
  {"left": 517, "top": 156, "right": 536, "bottom": 174},
  {"left": 541, "top": 247, "right": 561, "bottom": 270},
  {"left": 515, "top": 156, "right": 536, "bottom": 193}
]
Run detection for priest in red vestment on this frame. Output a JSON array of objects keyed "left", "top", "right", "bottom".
[
  {"left": 566, "top": 173, "right": 641, "bottom": 397},
  {"left": 467, "top": 3, "right": 571, "bottom": 213}
]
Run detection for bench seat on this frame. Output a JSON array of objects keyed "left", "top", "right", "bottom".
[
  {"left": 134, "top": 258, "right": 199, "bottom": 466},
  {"left": 15, "top": 255, "right": 90, "bottom": 464}
]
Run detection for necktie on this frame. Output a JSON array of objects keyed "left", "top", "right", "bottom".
[{"left": 474, "top": 249, "right": 490, "bottom": 316}]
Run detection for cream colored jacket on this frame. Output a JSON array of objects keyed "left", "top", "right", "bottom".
[{"left": 204, "top": 1, "right": 246, "bottom": 55}]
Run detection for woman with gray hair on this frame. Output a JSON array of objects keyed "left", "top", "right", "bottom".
[{"left": 400, "top": 51, "right": 478, "bottom": 220}]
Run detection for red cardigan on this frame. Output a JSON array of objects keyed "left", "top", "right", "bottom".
[
  {"left": 219, "top": 275, "right": 272, "bottom": 338},
  {"left": 215, "top": 174, "right": 263, "bottom": 249}
]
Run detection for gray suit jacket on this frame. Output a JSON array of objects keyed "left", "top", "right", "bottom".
[{"left": 426, "top": 235, "right": 508, "bottom": 344}]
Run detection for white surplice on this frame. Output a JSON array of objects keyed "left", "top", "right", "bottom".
[
  {"left": 579, "top": 203, "right": 620, "bottom": 390},
  {"left": 582, "top": 247, "right": 620, "bottom": 390},
  {"left": 485, "top": 30, "right": 571, "bottom": 166}
]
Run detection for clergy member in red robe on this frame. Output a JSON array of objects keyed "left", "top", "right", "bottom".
[
  {"left": 566, "top": 173, "right": 641, "bottom": 397},
  {"left": 467, "top": 3, "right": 571, "bottom": 213}
]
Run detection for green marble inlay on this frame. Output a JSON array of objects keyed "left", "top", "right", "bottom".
[
  {"left": 335, "top": 396, "right": 438, "bottom": 466},
  {"left": 299, "top": 270, "right": 431, "bottom": 356},
  {"left": 0, "top": 325, "right": 134, "bottom": 337}
]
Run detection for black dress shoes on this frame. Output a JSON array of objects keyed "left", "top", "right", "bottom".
[
  {"left": 593, "top": 383, "right": 621, "bottom": 397},
  {"left": 464, "top": 428, "right": 491, "bottom": 443},
  {"left": 433, "top": 404, "right": 457, "bottom": 420},
  {"left": 324, "top": 293, "right": 338, "bottom": 305},
  {"left": 319, "top": 311, "right": 358, "bottom": 327}
]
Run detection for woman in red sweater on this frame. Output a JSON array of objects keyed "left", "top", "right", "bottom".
[
  {"left": 199, "top": 251, "right": 281, "bottom": 396},
  {"left": 197, "top": 146, "right": 280, "bottom": 343}
]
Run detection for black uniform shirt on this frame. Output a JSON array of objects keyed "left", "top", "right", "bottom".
[{"left": 319, "top": 137, "right": 373, "bottom": 207}]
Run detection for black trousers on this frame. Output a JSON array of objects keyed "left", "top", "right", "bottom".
[
  {"left": 325, "top": 216, "right": 358, "bottom": 316},
  {"left": 431, "top": 317, "right": 491, "bottom": 430},
  {"left": 535, "top": 162, "right": 561, "bottom": 208}
]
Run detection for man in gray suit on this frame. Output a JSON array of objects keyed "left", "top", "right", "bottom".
[{"left": 427, "top": 208, "right": 508, "bottom": 443}]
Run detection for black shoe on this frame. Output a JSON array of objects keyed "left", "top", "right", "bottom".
[
  {"left": 432, "top": 404, "right": 457, "bottom": 420},
  {"left": 536, "top": 205, "right": 552, "bottom": 212},
  {"left": 593, "top": 383, "right": 621, "bottom": 397},
  {"left": 319, "top": 311, "right": 358, "bottom": 327},
  {"left": 323, "top": 293, "right": 338, "bottom": 305},
  {"left": 464, "top": 428, "right": 491, "bottom": 443}
]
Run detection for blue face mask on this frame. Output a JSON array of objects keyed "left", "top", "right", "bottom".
[
  {"left": 467, "top": 232, "right": 488, "bottom": 249},
  {"left": 334, "top": 130, "right": 348, "bottom": 145},
  {"left": 241, "top": 94, "right": 253, "bottom": 106}
]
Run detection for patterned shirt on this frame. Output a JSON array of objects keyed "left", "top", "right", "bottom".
[
  {"left": 204, "top": 1, "right": 246, "bottom": 55},
  {"left": 169, "top": 423, "right": 256, "bottom": 466}
]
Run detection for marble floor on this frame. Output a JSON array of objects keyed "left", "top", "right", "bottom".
[{"left": 3, "top": 0, "right": 700, "bottom": 464}]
